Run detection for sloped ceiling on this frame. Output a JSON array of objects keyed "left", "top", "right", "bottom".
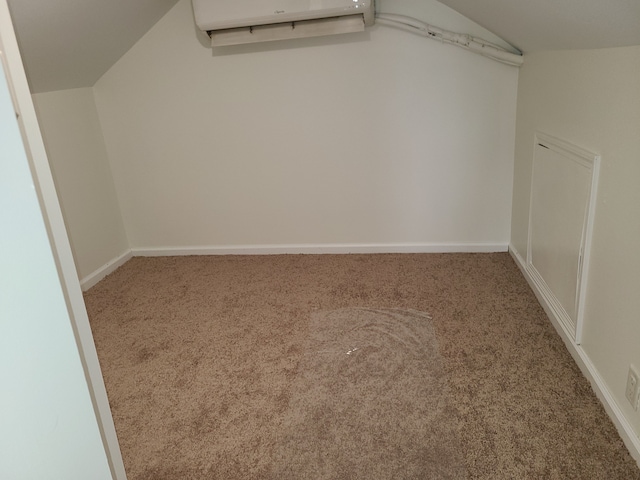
[
  {"left": 6, "top": 0, "right": 640, "bottom": 93},
  {"left": 7, "top": 0, "right": 179, "bottom": 93},
  {"left": 437, "top": 0, "right": 640, "bottom": 52}
]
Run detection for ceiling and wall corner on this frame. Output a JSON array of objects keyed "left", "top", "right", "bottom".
[
  {"left": 437, "top": 0, "right": 640, "bottom": 52},
  {"left": 6, "top": 0, "right": 640, "bottom": 94},
  {"left": 378, "top": 0, "right": 517, "bottom": 54},
  {"left": 6, "top": 0, "right": 179, "bottom": 93}
]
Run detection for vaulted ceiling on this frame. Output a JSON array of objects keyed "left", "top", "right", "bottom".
[{"left": 6, "top": 0, "right": 640, "bottom": 94}]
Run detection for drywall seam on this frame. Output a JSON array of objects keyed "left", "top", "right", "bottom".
[
  {"left": 131, "top": 243, "right": 509, "bottom": 256},
  {"left": 80, "top": 249, "right": 133, "bottom": 291},
  {"left": 509, "top": 245, "right": 640, "bottom": 467}
]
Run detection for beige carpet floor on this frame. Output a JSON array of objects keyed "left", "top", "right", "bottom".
[{"left": 84, "top": 253, "right": 640, "bottom": 479}]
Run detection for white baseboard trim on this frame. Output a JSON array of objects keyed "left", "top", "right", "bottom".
[
  {"left": 78, "top": 243, "right": 508, "bottom": 290},
  {"left": 80, "top": 250, "right": 133, "bottom": 291},
  {"left": 509, "top": 245, "right": 640, "bottom": 467},
  {"left": 131, "top": 242, "right": 509, "bottom": 257}
]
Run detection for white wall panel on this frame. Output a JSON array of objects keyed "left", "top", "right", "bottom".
[
  {"left": 511, "top": 46, "right": 640, "bottom": 451},
  {"left": 33, "top": 88, "right": 128, "bottom": 280},
  {"left": 93, "top": 0, "right": 518, "bottom": 251},
  {"left": 527, "top": 134, "right": 599, "bottom": 342}
]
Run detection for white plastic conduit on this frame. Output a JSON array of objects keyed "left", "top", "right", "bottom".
[{"left": 376, "top": 13, "right": 524, "bottom": 67}]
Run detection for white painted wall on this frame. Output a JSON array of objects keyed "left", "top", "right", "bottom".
[
  {"left": 511, "top": 47, "right": 640, "bottom": 443},
  {"left": 32, "top": 88, "right": 128, "bottom": 280},
  {"left": 93, "top": 0, "right": 518, "bottom": 251}
]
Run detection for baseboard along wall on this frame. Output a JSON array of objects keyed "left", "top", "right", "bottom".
[
  {"left": 509, "top": 245, "right": 640, "bottom": 467},
  {"left": 80, "top": 250, "right": 133, "bottom": 291},
  {"left": 81, "top": 243, "right": 508, "bottom": 291},
  {"left": 130, "top": 242, "right": 509, "bottom": 257}
]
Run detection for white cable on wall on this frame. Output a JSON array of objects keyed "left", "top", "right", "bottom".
[{"left": 376, "top": 13, "right": 524, "bottom": 67}]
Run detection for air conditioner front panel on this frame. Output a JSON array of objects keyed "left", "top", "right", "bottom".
[
  {"left": 210, "top": 16, "right": 366, "bottom": 46},
  {"left": 193, "top": 0, "right": 373, "bottom": 31}
]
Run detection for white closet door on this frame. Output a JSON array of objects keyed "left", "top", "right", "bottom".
[
  {"left": 0, "top": 0, "right": 125, "bottom": 477},
  {"left": 0, "top": 57, "right": 114, "bottom": 479},
  {"left": 527, "top": 133, "right": 599, "bottom": 344}
]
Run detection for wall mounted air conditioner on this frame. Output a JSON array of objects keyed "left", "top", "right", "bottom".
[{"left": 192, "top": 0, "right": 375, "bottom": 47}]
